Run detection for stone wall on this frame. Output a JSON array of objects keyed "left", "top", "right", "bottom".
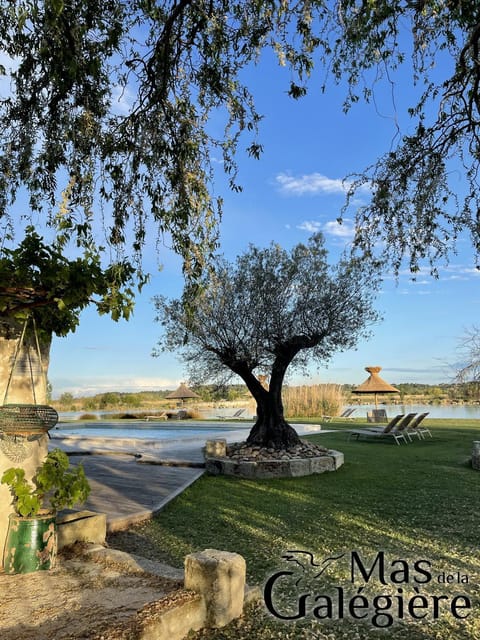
[{"left": 204, "top": 439, "right": 344, "bottom": 479}]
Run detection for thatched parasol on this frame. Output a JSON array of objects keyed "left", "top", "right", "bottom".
[
  {"left": 352, "top": 366, "right": 400, "bottom": 407},
  {"left": 165, "top": 382, "right": 200, "bottom": 405}
]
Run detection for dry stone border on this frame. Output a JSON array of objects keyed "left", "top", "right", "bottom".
[{"left": 204, "top": 439, "right": 344, "bottom": 478}]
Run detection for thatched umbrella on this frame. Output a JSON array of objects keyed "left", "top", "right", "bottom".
[
  {"left": 165, "top": 382, "right": 200, "bottom": 405},
  {"left": 352, "top": 366, "right": 400, "bottom": 408}
]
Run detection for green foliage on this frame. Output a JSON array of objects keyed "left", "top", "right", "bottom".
[
  {"left": 0, "top": 468, "right": 42, "bottom": 518},
  {"left": 0, "top": 227, "right": 142, "bottom": 335},
  {"left": 1, "top": 448, "right": 90, "bottom": 517},
  {"left": 99, "top": 392, "right": 121, "bottom": 408},
  {"left": 0, "top": 1, "right": 478, "bottom": 280},
  {"left": 58, "top": 392, "right": 75, "bottom": 406}
]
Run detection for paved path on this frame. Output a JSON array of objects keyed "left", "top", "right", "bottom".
[{"left": 50, "top": 421, "right": 325, "bottom": 531}]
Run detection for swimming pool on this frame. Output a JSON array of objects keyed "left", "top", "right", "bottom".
[{"left": 53, "top": 421, "right": 250, "bottom": 440}]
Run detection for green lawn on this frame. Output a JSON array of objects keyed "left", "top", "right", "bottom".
[{"left": 109, "top": 418, "right": 480, "bottom": 639}]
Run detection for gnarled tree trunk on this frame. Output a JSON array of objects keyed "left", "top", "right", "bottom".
[
  {"left": 235, "top": 358, "right": 301, "bottom": 449},
  {"left": 246, "top": 392, "right": 300, "bottom": 448}
]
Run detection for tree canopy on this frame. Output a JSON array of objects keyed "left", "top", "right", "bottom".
[
  {"left": 155, "top": 234, "right": 379, "bottom": 447},
  {"left": 0, "top": 227, "right": 138, "bottom": 337},
  {"left": 1, "top": 1, "right": 480, "bottom": 281}
]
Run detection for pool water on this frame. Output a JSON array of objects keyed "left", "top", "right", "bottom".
[{"left": 53, "top": 422, "right": 247, "bottom": 440}]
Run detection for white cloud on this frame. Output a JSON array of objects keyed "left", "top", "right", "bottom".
[
  {"left": 297, "top": 218, "right": 356, "bottom": 241},
  {"left": 276, "top": 172, "right": 371, "bottom": 197},
  {"left": 51, "top": 376, "right": 181, "bottom": 398},
  {"left": 323, "top": 219, "right": 356, "bottom": 240},
  {"left": 297, "top": 220, "right": 323, "bottom": 233},
  {"left": 398, "top": 288, "right": 430, "bottom": 296},
  {"left": 277, "top": 172, "right": 347, "bottom": 196},
  {"left": 111, "top": 83, "right": 136, "bottom": 115}
]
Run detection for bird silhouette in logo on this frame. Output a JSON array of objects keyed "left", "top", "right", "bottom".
[{"left": 281, "top": 550, "right": 345, "bottom": 586}]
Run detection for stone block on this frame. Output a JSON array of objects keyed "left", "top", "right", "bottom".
[
  {"left": 137, "top": 593, "right": 206, "bottom": 640},
  {"left": 311, "top": 456, "right": 333, "bottom": 474},
  {"left": 185, "top": 549, "right": 246, "bottom": 628},
  {"left": 289, "top": 459, "right": 312, "bottom": 477},
  {"left": 331, "top": 450, "right": 345, "bottom": 469},
  {"left": 205, "top": 440, "right": 227, "bottom": 458},
  {"left": 57, "top": 510, "right": 107, "bottom": 548},
  {"left": 472, "top": 442, "right": 480, "bottom": 470},
  {"left": 236, "top": 461, "right": 257, "bottom": 478}
]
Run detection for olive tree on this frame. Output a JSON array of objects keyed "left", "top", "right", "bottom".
[
  {"left": 155, "top": 234, "right": 379, "bottom": 449},
  {"left": 455, "top": 326, "right": 480, "bottom": 385},
  {"left": 1, "top": 1, "right": 480, "bottom": 280}
]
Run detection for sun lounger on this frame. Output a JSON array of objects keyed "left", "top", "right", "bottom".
[
  {"left": 364, "top": 413, "right": 417, "bottom": 441},
  {"left": 406, "top": 412, "right": 431, "bottom": 439},
  {"left": 323, "top": 408, "right": 356, "bottom": 422},
  {"left": 347, "top": 413, "right": 408, "bottom": 445},
  {"left": 144, "top": 411, "right": 168, "bottom": 421},
  {"left": 217, "top": 408, "right": 246, "bottom": 419}
]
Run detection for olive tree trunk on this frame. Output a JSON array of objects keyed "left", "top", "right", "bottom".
[{"left": 235, "top": 359, "right": 301, "bottom": 449}]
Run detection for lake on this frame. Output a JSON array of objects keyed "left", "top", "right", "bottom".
[{"left": 348, "top": 403, "right": 480, "bottom": 420}]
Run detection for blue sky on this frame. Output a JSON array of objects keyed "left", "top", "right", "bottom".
[{"left": 38, "top": 50, "right": 479, "bottom": 397}]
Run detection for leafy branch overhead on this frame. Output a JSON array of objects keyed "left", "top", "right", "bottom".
[
  {"left": 0, "top": 228, "right": 142, "bottom": 336},
  {"left": 0, "top": 1, "right": 479, "bottom": 276}
]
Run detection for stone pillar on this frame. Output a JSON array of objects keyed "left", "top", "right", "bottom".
[
  {"left": 204, "top": 439, "right": 227, "bottom": 458},
  {"left": 472, "top": 441, "right": 480, "bottom": 470},
  {"left": 0, "top": 319, "right": 52, "bottom": 405},
  {"left": 0, "top": 319, "right": 52, "bottom": 567},
  {"left": 184, "top": 549, "right": 246, "bottom": 628}
]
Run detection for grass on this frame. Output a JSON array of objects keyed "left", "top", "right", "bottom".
[{"left": 108, "top": 418, "right": 480, "bottom": 639}]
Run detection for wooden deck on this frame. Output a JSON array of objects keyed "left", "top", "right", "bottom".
[{"left": 71, "top": 454, "right": 204, "bottom": 531}]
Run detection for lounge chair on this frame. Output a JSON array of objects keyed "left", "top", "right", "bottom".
[
  {"left": 364, "top": 412, "right": 417, "bottom": 441},
  {"left": 406, "top": 412, "right": 431, "bottom": 439},
  {"left": 323, "top": 408, "right": 356, "bottom": 422},
  {"left": 217, "top": 408, "right": 246, "bottom": 419},
  {"left": 144, "top": 411, "right": 168, "bottom": 421},
  {"left": 347, "top": 413, "right": 408, "bottom": 445}
]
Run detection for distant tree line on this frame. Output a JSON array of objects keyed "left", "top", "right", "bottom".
[{"left": 53, "top": 381, "right": 480, "bottom": 412}]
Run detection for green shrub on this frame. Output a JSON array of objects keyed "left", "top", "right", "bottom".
[{"left": 1, "top": 449, "right": 90, "bottom": 518}]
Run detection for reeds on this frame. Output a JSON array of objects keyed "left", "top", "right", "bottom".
[{"left": 283, "top": 384, "right": 345, "bottom": 418}]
